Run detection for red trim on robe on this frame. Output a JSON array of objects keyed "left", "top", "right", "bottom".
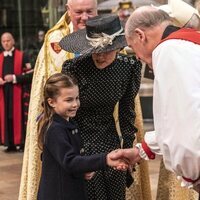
[
  {"left": 160, "top": 28, "right": 200, "bottom": 45},
  {"left": 182, "top": 176, "right": 200, "bottom": 183},
  {"left": 0, "top": 50, "right": 23, "bottom": 145},
  {"left": 141, "top": 140, "right": 155, "bottom": 159}
]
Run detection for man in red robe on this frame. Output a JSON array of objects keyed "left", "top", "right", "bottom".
[{"left": 0, "top": 32, "right": 32, "bottom": 152}]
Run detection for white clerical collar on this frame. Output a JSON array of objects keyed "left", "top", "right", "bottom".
[{"left": 3, "top": 47, "right": 15, "bottom": 57}]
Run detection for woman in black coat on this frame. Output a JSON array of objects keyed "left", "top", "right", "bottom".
[{"left": 60, "top": 15, "right": 142, "bottom": 200}]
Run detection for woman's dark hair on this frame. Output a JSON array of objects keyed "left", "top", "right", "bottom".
[{"left": 38, "top": 73, "right": 78, "bottom": 150}]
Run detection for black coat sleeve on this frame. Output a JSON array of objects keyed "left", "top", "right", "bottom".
[
  {"left": 46, "top": 125, "right": 107, "bottom": 175},
  {"left": 16, "top": 52, "right": 33, "bottom": 84},
  {"left": 15, "top": 71, "right": 33, "bottom": 84}
]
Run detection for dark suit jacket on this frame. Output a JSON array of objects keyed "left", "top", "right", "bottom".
[{"left": 37, "top": 114, "right": 107, "bottom": 200}]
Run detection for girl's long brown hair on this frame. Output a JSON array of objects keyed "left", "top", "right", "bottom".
[{"left": 37, "top": 73, "right": 78, "bottom": 150}]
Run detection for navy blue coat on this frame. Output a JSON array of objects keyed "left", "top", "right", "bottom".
[{"left": 37, "top": 114, "right": 107, "bottom": 200}]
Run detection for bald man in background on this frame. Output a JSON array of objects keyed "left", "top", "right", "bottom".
[{"left": 0, "top": 32, "right": 32, "bottom": 153}]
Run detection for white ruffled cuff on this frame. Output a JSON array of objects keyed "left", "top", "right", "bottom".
[{"left": 135, "top": 143, "right": 149, "bottom": 160}]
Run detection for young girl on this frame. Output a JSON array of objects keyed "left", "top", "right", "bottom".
[{"left": 37, "top": 73, "right": 127, "bottom": 200}]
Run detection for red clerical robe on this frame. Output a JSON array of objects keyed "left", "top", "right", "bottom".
[
  {"left": 0, "top": 49, "right": 23, "bottom": 145},
  {"left": 161, "top": 28, "right": 200, "bottom": 45}
]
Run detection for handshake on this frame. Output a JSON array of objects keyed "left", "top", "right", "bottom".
[{"left": 106, "top": 147, "right": 142, "bottom": 170}]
